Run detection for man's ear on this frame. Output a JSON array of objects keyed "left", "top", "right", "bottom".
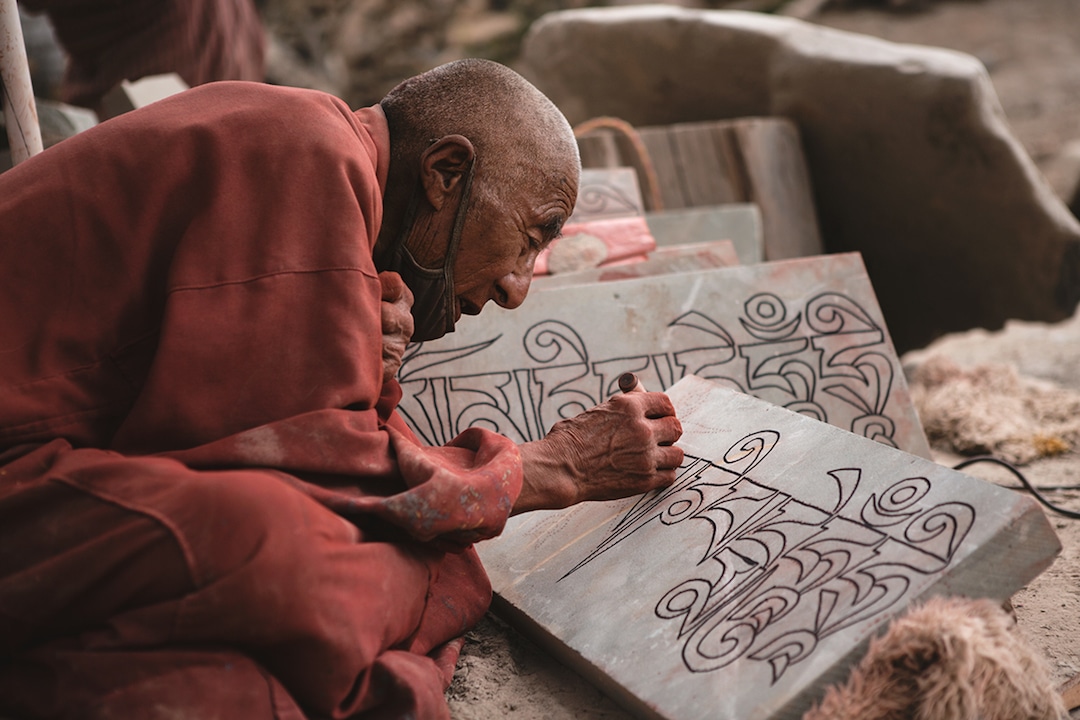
[{"left": 419, "top": 135, "right": 475, "bottom": 211}]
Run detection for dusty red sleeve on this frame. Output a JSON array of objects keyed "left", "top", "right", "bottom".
[
  {"left": 1, "top": 83, "right": 386, "bottom": 452},
  {"left": 0, "top": 82, "right": 523, "bottom": 545}
]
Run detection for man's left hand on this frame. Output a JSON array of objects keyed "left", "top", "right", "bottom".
[{"left": 380, "top": 271, "right": 414, "bottom": 384}]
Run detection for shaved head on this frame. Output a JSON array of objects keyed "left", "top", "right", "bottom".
[
  {"left": 376, "top": 59, "right": 580, "bottom": 341},
  {"left": 380, "top": 58, "right": 580, "bottom": 209}
]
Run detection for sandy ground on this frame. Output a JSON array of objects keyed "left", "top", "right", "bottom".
[{"left": 448, "top": 1, "right": 1080, "bottom": 717}]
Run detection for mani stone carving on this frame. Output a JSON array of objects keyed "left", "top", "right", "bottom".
[
  {"left": 477, "top": 375, "right": 1061, "bottom": 720},
  {"left": 521, "top": 6, "right": 1080, "bottom": 353},
  {"left": 568, "top": 169, "right": 764, "bottom": 264},
  {"left": 398, "top": 252, "right": 932, "bottom": 458},
  {"left": 570, "top": 167, "right": 647, "bottom": 223}
]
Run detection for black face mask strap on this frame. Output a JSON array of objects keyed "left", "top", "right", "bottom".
[
  {"left": 381, "top": 156, "right": 475, "bottom": 277},
  {"left": 437, "top": 158, "right": 477, "bottom": 335},
  {"left": 374, "top": 178, "right": 419, "bottom": 274}
]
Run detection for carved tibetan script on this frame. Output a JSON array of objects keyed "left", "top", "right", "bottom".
[
  {"left": 570, "top": 167, "right": 646, "bottom": 223},
  {"left": 397, "top": 253, "right": 931, "bottom": 458},
  {"left": 477, "top": 376, "right": 1060, "bottom": 720}
]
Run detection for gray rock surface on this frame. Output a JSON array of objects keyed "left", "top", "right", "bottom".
[{"left": 520, "top": 5, "right": 1080, "bottom": 352}]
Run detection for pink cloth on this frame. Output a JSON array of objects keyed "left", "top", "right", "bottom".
[
  {"left": 534, "top": 215, "right": 656, "bottom": 275},
  {"left": 0, "top": 82, "right": 522, "bottom": 718}
]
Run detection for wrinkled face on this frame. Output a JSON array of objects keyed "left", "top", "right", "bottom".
[{"left": 451, "top": 168, "right": 578, "bottom": 321}]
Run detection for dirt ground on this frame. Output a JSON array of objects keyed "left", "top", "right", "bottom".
[{"left": 448, "top": 1, "right": 1080, "bottom": 717}]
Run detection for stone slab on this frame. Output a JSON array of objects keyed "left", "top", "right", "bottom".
[
  {"left": 522, "top": 6, "right": 1080, "bottom": 352},
  {"left": 609, "top": 118, "right": 822, "bottom": 261},
  {"left": 398, "top": 252, "right": 932, "bottom": 458},
  {"left": 478, "top": 375, "right": 1061, "bottom": 720},
  {"left": 646, "top": 204, "right": 763, "bottom": 265},
  {"left": 99, "top": 73, "right": 190, "bottom": 120},
  {"left": 569, "top": 167, "right": 647, "bottom": 223}
]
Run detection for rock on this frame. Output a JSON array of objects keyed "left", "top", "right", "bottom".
[
  {"left": 519, "top": 6, "right": 1080, "bottom": 352},
  {"left": 1039, "top": 138, "right": 1080, "bottom": 211},
  {"left": 1050, "top": 139, "right": 1080, "bottom": 220}
]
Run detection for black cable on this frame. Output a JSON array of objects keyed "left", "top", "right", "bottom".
[{"left": 952, "top": 455, "right": 1080, "bottom": 520}]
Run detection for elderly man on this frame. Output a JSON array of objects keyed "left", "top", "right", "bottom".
[{"left": 0, "top": 59, "right": 683, "bottom": 718}]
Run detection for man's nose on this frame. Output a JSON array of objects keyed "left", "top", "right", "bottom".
[{"left": 494, "top": 267, "right": 532, "bottom": 309}]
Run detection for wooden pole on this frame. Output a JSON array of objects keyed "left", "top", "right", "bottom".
[{"left": 1, "top": 0, "right": 43, "bottom": 164}]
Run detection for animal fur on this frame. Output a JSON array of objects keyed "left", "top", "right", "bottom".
[{"left": 802, "top": 596, "right": 1067, "bottom": 720}]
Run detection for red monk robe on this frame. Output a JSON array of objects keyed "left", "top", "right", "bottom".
[{"left": 0, "top": 82, "right": 521, "bottom": 719}]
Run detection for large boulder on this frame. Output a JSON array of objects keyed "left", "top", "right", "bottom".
[{"left": 520, "top": 5, "right": 1080, "bottom": 352}]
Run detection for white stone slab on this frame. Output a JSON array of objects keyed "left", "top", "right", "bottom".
[
  {"left": 569, "top": 167, "right": 646, "bottom": 223},
  {"left": 646, "top": 204, "right": 763, "bottom": 265},
  {"left": 478, "top": 375, "right": 1061, "bottom": 720},
  {"left": 99, "top": 73, "right": 190, "bottom": 120},
  {"left": 398, "top": 252, "right": 931, "bottom": 458}
]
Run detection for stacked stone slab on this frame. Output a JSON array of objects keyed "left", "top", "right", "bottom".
[
  {"left": 520, "top": 6, "right": 1080, "bottom": 353},
  {"left": 398, "top": 253, "right": 932, "bottom": 458},
  {"left": 477, "top": 375, "right": 1061, "bottom": 720}
]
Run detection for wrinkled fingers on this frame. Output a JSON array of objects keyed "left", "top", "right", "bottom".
[
  {"left": 654, "top": 443, "right": 684, "bottom": 471},
  {"left": 611, "top": 390, "right": 678, "bottom": 420},
  {"left": 381, "top": 301, "right": 414, "bottom": 339},
  {"left": 651, "top": 414, "right": 683, "bottom": 447},
  {"left": 379, "top": 270, "right": 413, "bottom": 305}
]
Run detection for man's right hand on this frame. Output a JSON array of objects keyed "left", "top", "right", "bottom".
[
  {"left": 513, "top": 391, "right": 683, "bottom": 514},
  {"left": 379, "top": 271, "right": 414, "bottom": 385}
]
